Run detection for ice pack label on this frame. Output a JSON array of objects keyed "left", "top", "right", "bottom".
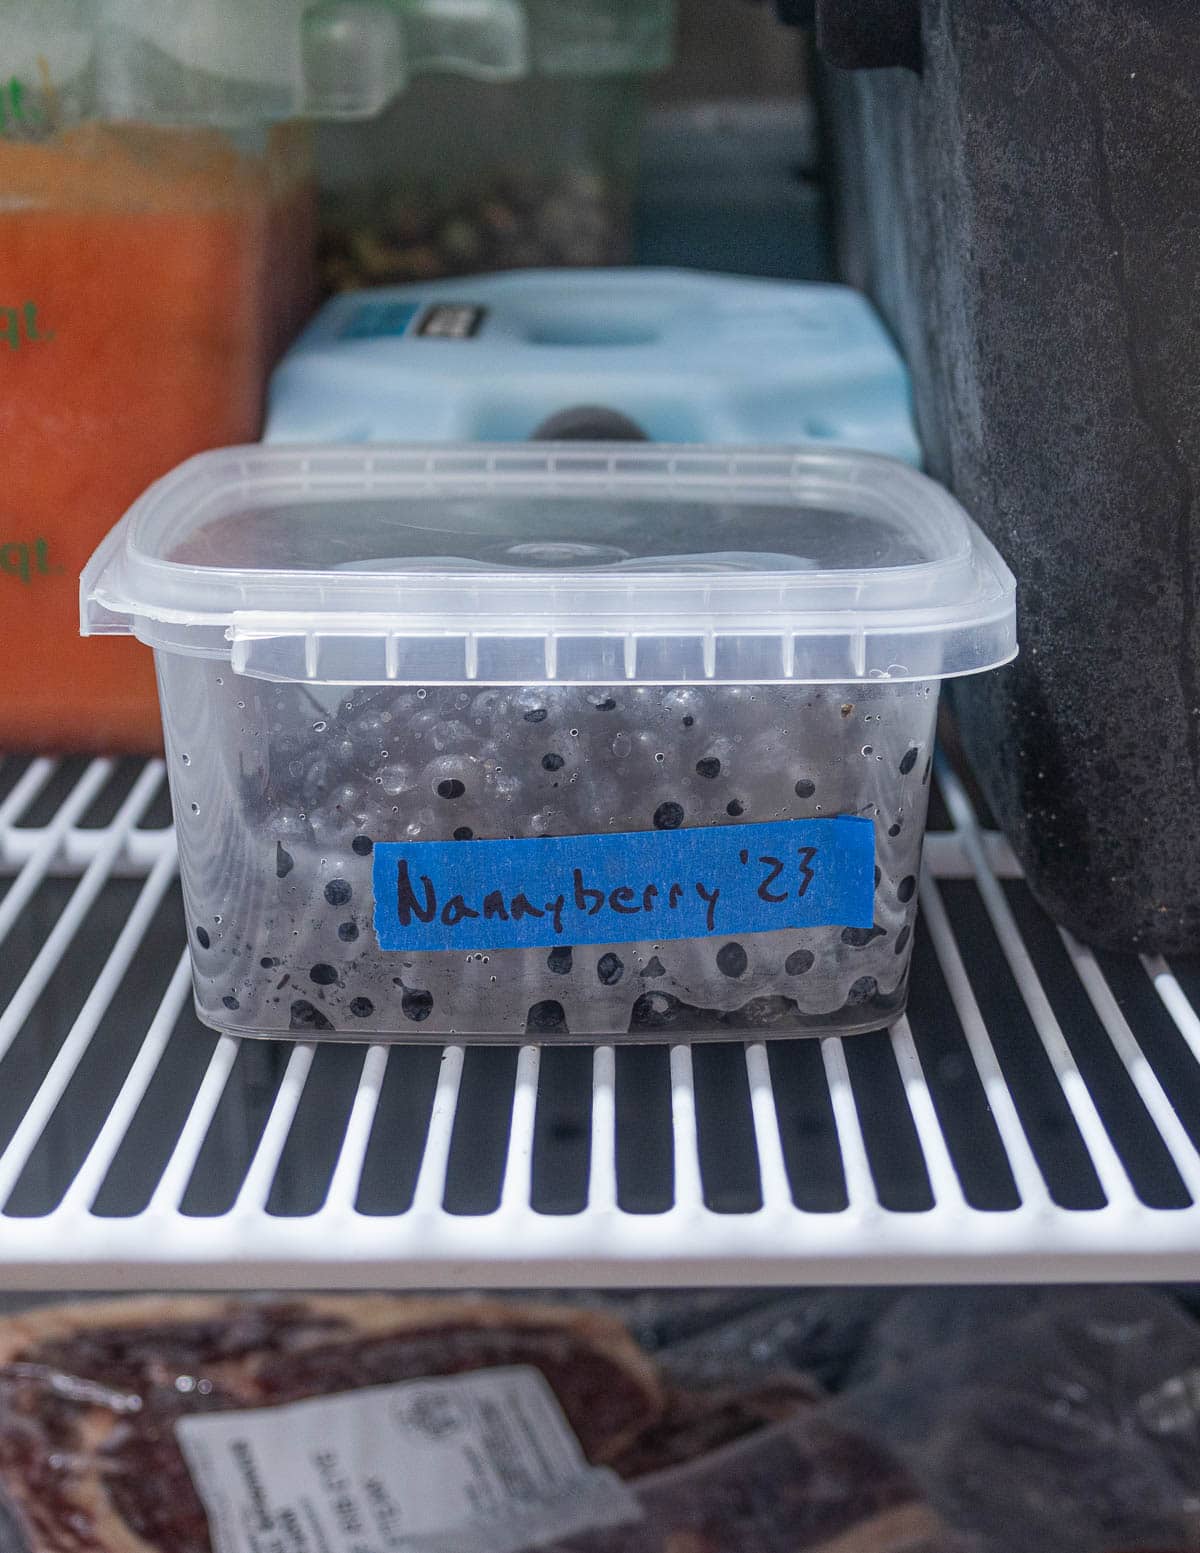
[
  {"left": 341, "top": 300, "right": 421, "bottom": 339},
  {"left": 373, "top": 816, "right": 876, "bottom": 953},
  {"left": 417, "top": 303, "right": 486, "bottom": 339}
]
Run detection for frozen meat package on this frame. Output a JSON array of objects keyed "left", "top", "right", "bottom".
[
  {"left": 82, "top": 443, "right": 1015, "bottom": 1041},
  {"left": 0, "top": 1292, "right": 968, "bottom": 1553}
]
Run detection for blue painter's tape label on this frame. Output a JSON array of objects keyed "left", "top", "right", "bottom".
[
  {"left": 372, "top": 817, "right": 875, "bottom": 954},
  {"left": 341, "top": 301, "right": 421, "bottom": 340}
]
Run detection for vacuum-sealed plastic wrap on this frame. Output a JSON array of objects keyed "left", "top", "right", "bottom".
[
  {"left": 0, "top": 1293, "right": 821, "bottom": 1553},
  {"left": 654, "top": 1290, "right": 896, "bottom": 1395},
  {"left": 840, "top": 1288, "right": 1200, "bottom": 1553},
  {"left": 524, "top": 1412, "right": 977, "bottom": 1553}
]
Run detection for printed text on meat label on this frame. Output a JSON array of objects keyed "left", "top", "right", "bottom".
[
  {"left": 175, "top": 1366, "right": 641, "bottom": 1553},
  {"left": 372, "top": 816, "right": 875, "bottom": 953}
]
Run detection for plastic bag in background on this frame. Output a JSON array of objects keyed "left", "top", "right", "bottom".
[
  {"left": 840, "top": 1286, "right": 1061, "bottom": 1391},
  {"left": 529, "top": 1292, "right": 825, "bottom": 1478},
  {"left": 838, "top": 1287, "right": 1200, "bottom": 1553},
  {"left": 653, "top": 1289, "right": 897, "bottom": 1394},
  {"left": 543, "top": 1291, "right": 786, "bottom": 1355},
  {"left": 526, "top": 1411, "right": 979, "bottom": 1553}
]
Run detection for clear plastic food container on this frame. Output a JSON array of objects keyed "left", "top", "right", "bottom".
[
  {"left": 81, "top": 445, "right": 1016, "bottom": 1042},
  {"left": 315, "top": 1, "right": 676, "bottom": 294},
  {"left": 265, "top": 270, "right": 920, "bottom": 462},
  {"left": 0, "top": 0, "right": 465, "bottom": 752}
]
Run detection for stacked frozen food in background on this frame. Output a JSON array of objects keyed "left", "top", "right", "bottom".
[{"left": 2, "top": 1285, "right": 1199, "bottom": 1551}]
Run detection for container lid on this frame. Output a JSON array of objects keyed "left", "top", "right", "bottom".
[
  {"left": 1, "top": 0, "right": 672, "bottom": 132},
  {"left": 81, "top": 444, "right": 1017, "bottom": 686},
  {"left": 266, "top": 271, "right": 920, "bottom": 465}
]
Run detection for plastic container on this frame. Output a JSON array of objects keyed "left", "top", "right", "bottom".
[
  {"left": 814, "top": 0, "right": 1200, "bottom": 952},
  {"left": 265, "top": 270, "right": 920, "bottom": 460},
  {"left": 315, "top": 1, "right": 675, "bottom": 294},
  {"left": 2, "top": 0, "right": 524, "bottom": 753},
  {"left": 0, "top": 0, "right": 383, "bottom": 752},
  {"left": 634, "top": 100, "right": 832, "bottom": 281},
  {"left": 4, "top": 119, "right": 317, "bottom": 753},
  {"left": 81, "top": 444, "right": 1015, "bottom": 1043}
]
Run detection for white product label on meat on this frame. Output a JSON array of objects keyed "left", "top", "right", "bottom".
[{"left": 176, "top": 1365, "right": 642, "bottom": 1553}]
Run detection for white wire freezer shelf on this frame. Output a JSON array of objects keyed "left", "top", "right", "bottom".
[{"left": 1, "top": 750, "right": 1200, "bottom": 1290}]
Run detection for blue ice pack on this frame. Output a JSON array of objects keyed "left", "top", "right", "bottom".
[{"left": 265, "top": 269, "right": 919, "bottom": 460}]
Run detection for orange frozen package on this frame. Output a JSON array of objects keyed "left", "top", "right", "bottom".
[{"left": 0, "top": 121, "right": 316, "bottom": 752}]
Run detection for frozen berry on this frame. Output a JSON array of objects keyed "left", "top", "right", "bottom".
[
  {"left": 222, "top": 994, "right": 240, "bottom": 1010},
  {"left": 895, "top": 924, "right": 912, "bottom": 955},
  {"left": 349, "top": 996, "right": 374, "bottom": 1017},
  {"left": 642, "top": 956, "right": 666, "bottom": 978},
  {"left": 653, "top": 801, "right": 684, "bottom": 830},
  {"left": 888, "top": 822, "right": 902, "bottom": 837},
  {"left": 402, "top": 987, "right": 434, "bottom": 1022},
  {"left": 597, "top": 952, "right": 624, "bottom": 985},
  {"left": 523, "top": 708, "right": 547, "bottom": 723},
  {"left": 695, "top": 757, "right": 721, "bottom": 779},
  {"left": 716, "top": 942, "right": 748, "bottom": 977},
  {"left": 453, "top": 826, "right": 474, "bottom": 841},
  {"left": 842, "top": 925, "right": 886, "bottom": 947},
  {"left": 195, "top": 926, "right": 211, "bottom": 949},
  {"left": 630, "top": 991, "right": 675, "bottom": 1030},
  {"left": 794, "top": 778, "right": 816, "bottom": 798},
  {"left": 726, "top": 799, "right": 745, "bottom": 817},
  {"left": 437, "top": 778, "right": 466, "bottom": 800},
  {"left": 785, "top": 949, "right": 815, "bottom": 976},
  {"left": 526, "top": 999, "right": 567, "bottom": 1035},
  {"left": 898, "top": 875, "right": 916, "bottom": 903},
  {"left": 337, "top": 921, "right": 359, "bottom": 943},
  {"left": 542, "top": 753, "right": 565, "bottom": 772},
  {"left": 846, "top": 975, "right": 879, "bottom": 1006},
  {"left": 682, "top": 714, "right": 695, "bottom": 727},
  {"left": 351, "top": 834, "right": 373, "bottom": 856},
  {"left": 290, "top": 999, "right": 333, "bottom": 1031},
  {"left": 310, "top": 962, "right": 338, "bottom": 986},
  {"left": 276, "top": 843, "right": 294, "bottom": 879},
  {"left": 900, "top": 747, "right": 919, "bottom": 775},
  {"left": 260, "top": 957, "right": 276, "bottom": 969},
  {"left": 325, "top": 879, "right": 352, "bottom": 907},
  {"left": 547, "top": 946, "right": 573, "bottom": 974}
]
